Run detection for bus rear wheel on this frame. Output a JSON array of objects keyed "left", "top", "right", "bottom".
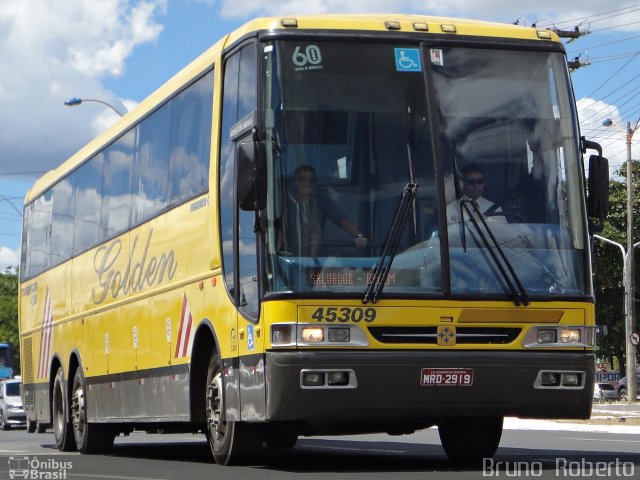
[
  {"left": 0, "top": 409, "right": 10, "bottom": 430},
  {"left": 438, "top": 416, "right": 503, "bottom": 464},
  {"left": 71, "top": 369, "right": 115, "bottom": 453},
  {"left": 27, "top": 419, "right": 37, "bottom": 433},
  {"left": 205, "top": 352, "right": 261, "bottom": 465},
  {"left": 52, "top": 368, "right": 76, "bottom": 451}
]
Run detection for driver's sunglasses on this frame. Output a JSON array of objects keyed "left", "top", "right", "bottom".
[{"left": 464, "top": 178, "right": 484, "bottom": 186}]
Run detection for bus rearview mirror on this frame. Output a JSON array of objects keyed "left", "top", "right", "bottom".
[
  {"left": 587, "top": 153, "right": 609, "bottom": 232},
  {"left": 236, "top": 136, "right": 266, "bottom": 211}
]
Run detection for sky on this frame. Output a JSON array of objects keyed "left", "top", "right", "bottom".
[{"left": 0, "top": 0, "right": 639, "bottom": 271}]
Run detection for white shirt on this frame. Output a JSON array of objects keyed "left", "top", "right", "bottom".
[{"left": 446, "top": 196, "right": 507, "bottom": 223}]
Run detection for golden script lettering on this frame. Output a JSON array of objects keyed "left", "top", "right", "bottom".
[{"left": 92, "top": 228, "right": 178, "bottom": 304}]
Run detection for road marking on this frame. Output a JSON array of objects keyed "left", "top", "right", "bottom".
[
  {"left": 562, "top": 437, "right": 640, "bottom": 443},
  {"left": 306, "top": 444, "right": 405, "bottom": 454}
]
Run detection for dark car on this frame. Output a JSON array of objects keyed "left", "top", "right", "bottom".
[{"left": 617, "top": 375, "right": 640, "bottom": 402}]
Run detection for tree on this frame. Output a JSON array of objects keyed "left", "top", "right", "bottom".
[
  {"left": 592, "top": 161, "right": 640, "bottom": 375},
  {"left": 0, "top": 270, "right": 19, "bottom": 373}
]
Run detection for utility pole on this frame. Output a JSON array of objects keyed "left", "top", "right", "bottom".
[
  {"left": 626, "top": 120, "right": 638, "bottom": 403},
  {"left": 602, "top": 117, "right": 640, "bottom": 402}
]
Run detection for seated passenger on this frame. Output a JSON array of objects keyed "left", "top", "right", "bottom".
[{"left": 286, "top": 165, "right": 367, "bottom": 256}]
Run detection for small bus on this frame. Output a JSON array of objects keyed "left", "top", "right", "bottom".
[{"left": 19, "top": 14, "right": 608, "bottom": 464}]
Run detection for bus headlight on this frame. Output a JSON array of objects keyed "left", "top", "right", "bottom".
[
  {"left": 537, "top": 329, "right": 557, "bottom": 344},
  {"left": 271, "top": 324, "right": 295, "bottom": 346},
  {"left": 270, "top": 323, "right": 368, "bottom": 347},
  {"left": 560, "top": 328, "right": 581, "bottom": 344},
  {"left": 301, "top": 327, "right": 324, "bottom": 343},
  {"left": 328, "top": 327, "right": 350, "bottom": 343},
  {"left": 523, "top": 326, "right": 594, "bottom": 348}
]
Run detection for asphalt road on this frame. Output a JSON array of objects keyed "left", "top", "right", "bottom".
[{"left": 0, "top": 420, "right": 638, "bottom": 480}]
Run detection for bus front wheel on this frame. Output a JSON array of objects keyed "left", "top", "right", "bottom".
[
  {"left": 52, "top": 368, "right": 76, "bottom": 452},
  {"left": 205, "top": 352, "right": 261, "bottom": 465},
  {"left": 71, "top": 369, "right": 115, "bottom": 453},
  {"left": 438, "top": 417, "right": 503, "bottom": 464}
]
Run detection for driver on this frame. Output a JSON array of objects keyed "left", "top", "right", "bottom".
[
  {"left": 446, "top": 163, "right": 506, "bottom": 223},
  {"left": 286, "top": 164, "right": 368, "bottom": 256}
]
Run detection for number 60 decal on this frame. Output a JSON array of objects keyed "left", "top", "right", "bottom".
[
  {"left": 292, "top": 45, "right": 322, "bottom": 67},
  {"left": 311, "top": 307, "right": 377, "bottom": 323}
]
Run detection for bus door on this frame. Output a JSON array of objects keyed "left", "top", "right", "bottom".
[{"left": 220, "top": 40, "right": 266, "bottom": 421}]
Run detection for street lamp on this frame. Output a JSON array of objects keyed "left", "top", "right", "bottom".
[
  {"left": 602, "top": 116, "right": 640, "bottom": 402},
  {"left": 593, "top": 235, "right": 640, "bottom": 402},
  {"left": 63, "top": 97, "right": 125, "bottom": 117}
]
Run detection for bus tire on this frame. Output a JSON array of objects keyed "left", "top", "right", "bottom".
[
  {"left": 438, "top": 416, "right": 503, "bottom": 464},
  {"left": 0, "top": 409, "right": 10, "bottom": 430},
  {"left": 71, "top": 369, "right": 115, "bottom": 453},
  {"left": 205, "top": 351, "right": 261, "bottom": 465},
  {"left": 52, "top": 367, "right": 76, "bottom": 451},
  {"left": 27, "top": 419, "right": 37, "bottom": 433}
]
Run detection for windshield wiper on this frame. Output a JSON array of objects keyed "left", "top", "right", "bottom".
[
  {"left": 363, "top": 182, "right": 418, "bottom": 304},
  {"left": 460, "top": 199, "right": 530, "bottom": 306}
]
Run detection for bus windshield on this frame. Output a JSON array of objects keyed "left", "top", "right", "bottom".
[{"left": 263, "top": 40, "right": 589, "bottom": 300}]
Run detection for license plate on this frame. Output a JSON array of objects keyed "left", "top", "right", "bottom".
[{"left": 420, "top": 368, "right": 474, "bottom": 386}]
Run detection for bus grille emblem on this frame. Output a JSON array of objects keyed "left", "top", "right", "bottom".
[{"left": 437, "top": 326, "right": 456, "bottom": 346}]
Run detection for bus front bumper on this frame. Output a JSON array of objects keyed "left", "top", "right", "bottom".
[{"left": 265, "top": 350, "right": 594, "bottom": 428}]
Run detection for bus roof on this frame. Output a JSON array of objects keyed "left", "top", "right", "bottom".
[
  {"left": 225, "top": 14, "right": 560, "bottom": 45},
  {"left": 26, "top": 14, "right": 560, "bottom": 203}
]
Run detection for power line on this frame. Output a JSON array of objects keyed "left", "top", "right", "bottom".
[
  {"left": 584, "top": 51, "right": 640, "bottom": 99},
  {"left": 580, "top": 87, "right": 640, "bottom": 129},
  {"left": 589, "top": 20, "right": 640, "bottom": 33},
  {"left": 0, "top": 171, "right": 45, "bottom": 178},
  {"left": 568, "top": 33, "right": 640, "bottom": 55},
  {"left": 535, "top": 4, "right": 640, "bottom": 29},
  {"left": 589, "top": 51, "right": 640, "bottom": 63}
]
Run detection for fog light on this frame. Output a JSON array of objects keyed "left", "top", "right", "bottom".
[
  {"left": 302, "top": 372, "right": 325, "bottom": 386},
  {"left": 540, "top": 372, "right": 560, "bottom": 386},
  {"left": 562, "top": 373, "right": 580, "bottom": 386},
  {"left": 327, "top": 371, "right": 349, "bottom": 386},
  {"left": 301, "top": 327, "right": 324, "bottom": 343},
  {"left": 328, "top": 327, "right": 350, "bottom": 343},
  {"left": 560, "top": 329, "right": 580, "bottom": 344},
  {"left": 271, "top": 325, "right": 294, "bottom": 345},
  {"left": 537, "top": 329, "right": 557, "bottom": 344}
]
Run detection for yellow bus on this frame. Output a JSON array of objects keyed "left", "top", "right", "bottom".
[{"left": 19, "top": 14, "right": 609, "bottom": 464}]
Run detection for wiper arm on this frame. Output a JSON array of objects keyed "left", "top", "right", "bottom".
[
  {"left": 363, "top": 182, "right": 418, "bottom": 304},
  {"left": 460, "top": 199, "right": 530, "bottom": 306}
]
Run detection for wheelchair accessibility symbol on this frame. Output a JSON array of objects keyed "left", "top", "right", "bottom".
[{"left": 394, "top": 48, "right": 422, "bottom": 72}]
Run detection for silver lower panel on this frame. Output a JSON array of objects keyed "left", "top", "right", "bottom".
[{"left": 87, "top": 370, "right": 190, "bottom": 423}]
